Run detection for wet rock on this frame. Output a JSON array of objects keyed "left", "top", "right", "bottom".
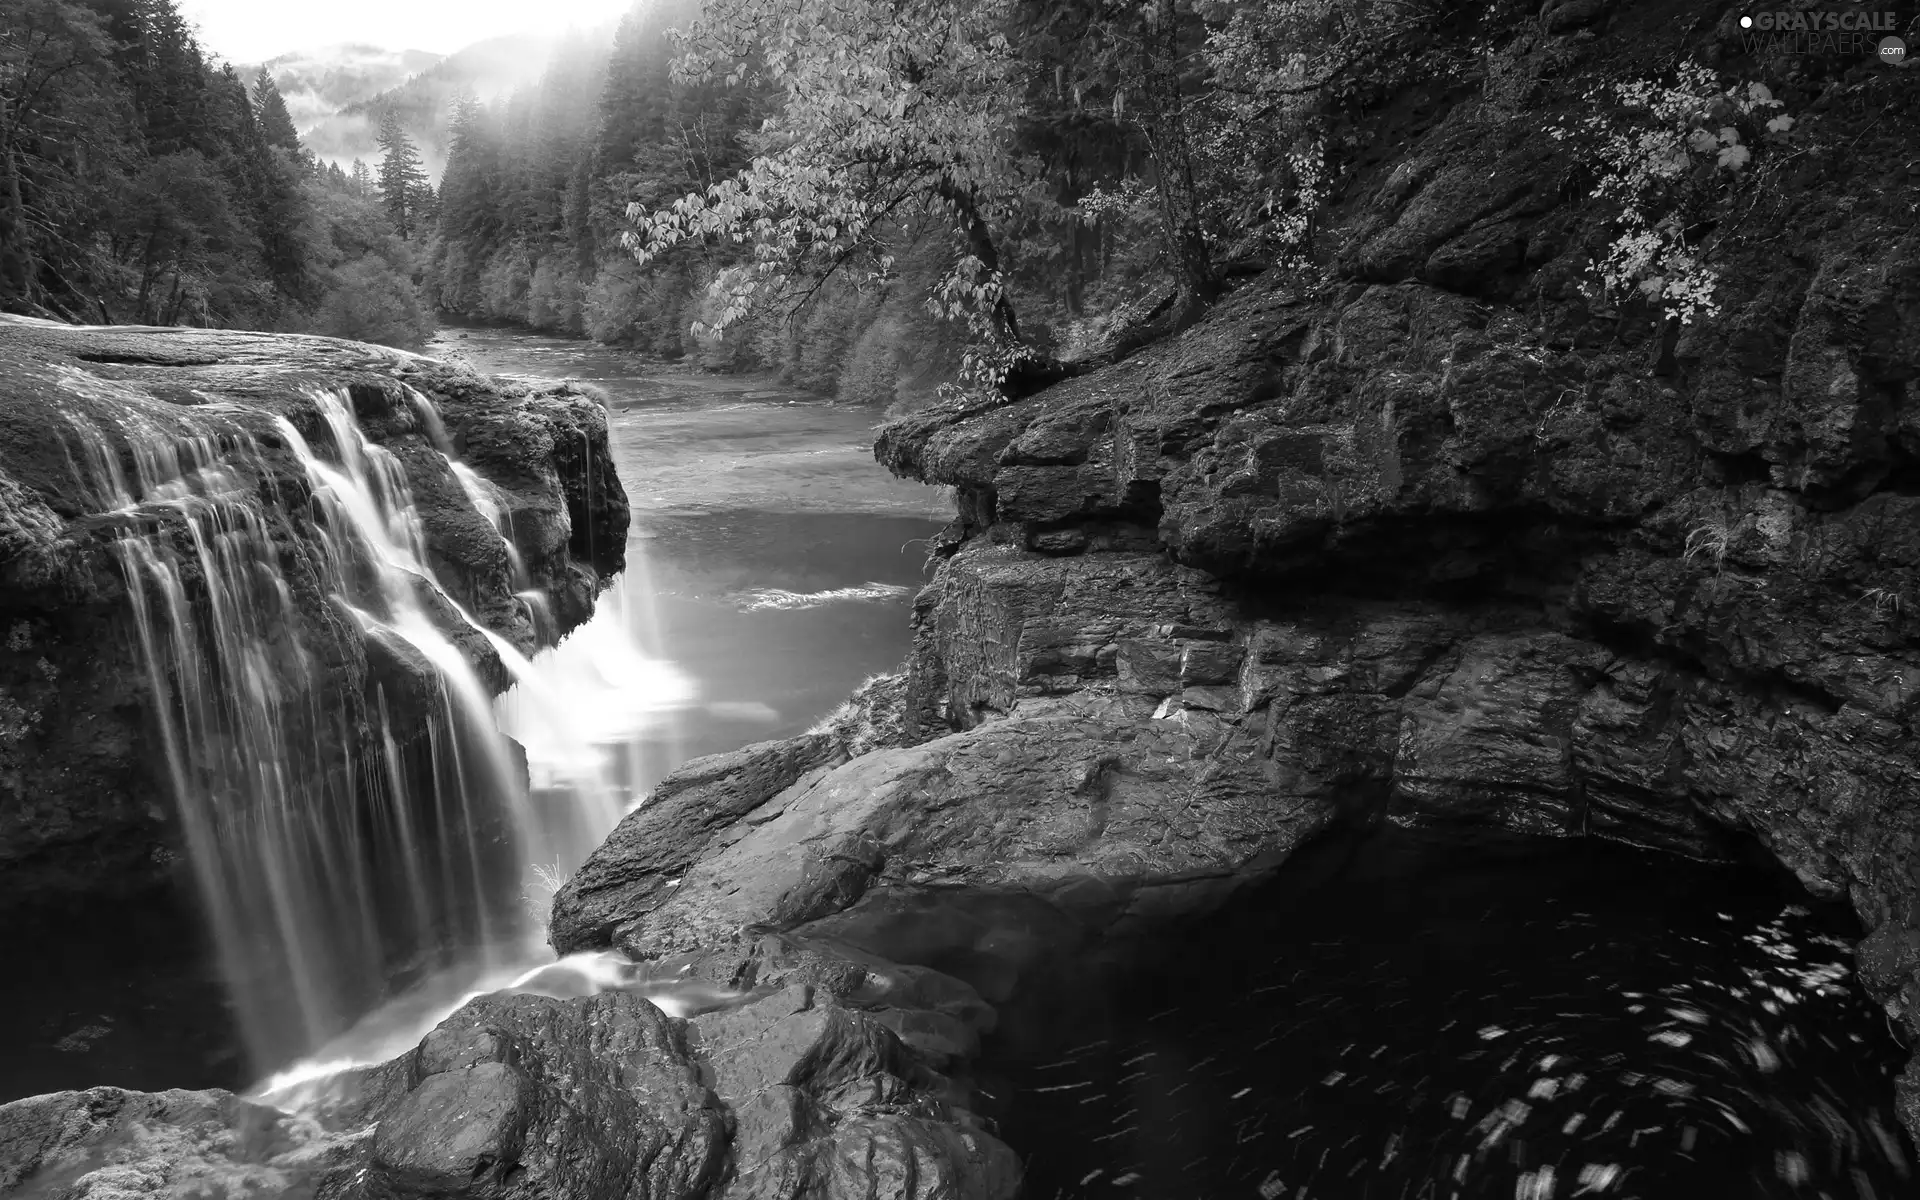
[
  {"left": 366, "top": 991, "right": 726, "bottom": 1200},
  {"left": 692, "top": 987, "right": 907, "bottom": 1102},
  {"left": 550, "top": 734, "right": 844, "bottom": 955},
  {"left": 686, "top": 986, "right": 1019, "bottom": 1200},
  {"left": 0, "top": 1086, "right": 366, "bottom": 1199},
  {"left": 579, "top": 686, "right": 1327, "bottom": 970},
  {"left": 372, "top": 1063, "right": 532, "bottom": 1195}
]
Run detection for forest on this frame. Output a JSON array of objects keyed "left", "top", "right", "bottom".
[
  {"left": 6, "top": 0, "right": 1631, "bottom": 402},
  {"left": 1, "top": 0, "right": 434, "bottom": 348}
]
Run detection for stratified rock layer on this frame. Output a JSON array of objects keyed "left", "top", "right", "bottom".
[{"left": 0, "top": 318, "right": 627, "bottom": 909}]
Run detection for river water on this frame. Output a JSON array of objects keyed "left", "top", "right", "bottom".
[
  {"left": 0, "top": 325, "right": 942, "bottom": 1104},
  {"left": 438, "top": 325, "right": 948, "bottom": 778}
]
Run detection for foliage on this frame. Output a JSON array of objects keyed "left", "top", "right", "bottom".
[
  {"left": 624, "top": 0, "right": 1033, "bottom": 389},
  {"left": 1548, "top": 64, "right": 1793, "bottom": 326},
  {"left": 611, "top": 0, "right": 1443, "bottom": 397},
  {"left": 313, "top": 254, "right": 433, "bottom": 349}
]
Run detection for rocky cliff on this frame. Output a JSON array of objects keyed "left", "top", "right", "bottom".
[
  {"left": 551, "top": 0, "right": 1920, "bottom": 1153},
  {"left": 0, "top": 316, "right": 627, "bottom": 910}
]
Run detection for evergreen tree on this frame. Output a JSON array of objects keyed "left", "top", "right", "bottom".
[
  {"left": 374, "top": 110, "right": 426, "bottom": 238},
  {"left": 349, "top": 157, "right": 372, "bottom": 198},
  {"left": 436, "top": 89, "right": 499, "bottom": 244},
  {"left": 411, "top": 180, "right": 438, "bottom": 228},
  {"left": 253, "top": 66, "right": 301, "bottom": 154}
]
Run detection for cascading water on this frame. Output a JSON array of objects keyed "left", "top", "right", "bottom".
[
  {"left": 248, "top": 382, "right": 706, "bottom": 1105},
  {"left": 73, "top": 382, "right": 647, "bottom": 1077}
]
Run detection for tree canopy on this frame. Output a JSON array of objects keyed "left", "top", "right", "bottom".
[{"left": 613, "top": 0, "right": 1446, "bottom": 393}]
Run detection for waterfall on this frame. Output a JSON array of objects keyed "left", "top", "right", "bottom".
[{"left": 75, "top": 384, "right": 626, "bottom": 1074}]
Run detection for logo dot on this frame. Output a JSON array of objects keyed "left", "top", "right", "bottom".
[
  {"left": 1882, "top": 36, "right": 1908, "bottom": 65},
  {"left": 1740, "top": 14, "right": 1753, "bottom": 26}
]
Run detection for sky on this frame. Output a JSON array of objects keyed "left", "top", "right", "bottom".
[{"left": 178, "top": 0, "right": 641, "bottom": 62}]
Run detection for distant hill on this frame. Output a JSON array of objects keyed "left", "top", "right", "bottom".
[
  {"left": 298, "top": 34, "right": 569, "bottom": 182},
  {"left": 245, "top": 44, "right": 445, "bottom": 132}
]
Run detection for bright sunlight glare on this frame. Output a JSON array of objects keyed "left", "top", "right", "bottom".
[{"left": 178, "top": 0, "right": 643, "bottom": 62}]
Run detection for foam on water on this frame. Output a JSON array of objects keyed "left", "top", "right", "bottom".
[
  {"left": 736, "top": 581, "right": 911, "bottom": 612},
  {"left": 251, "top": 951, "right": 751, "bottom": 1112}
]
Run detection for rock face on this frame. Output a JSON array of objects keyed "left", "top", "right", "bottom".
[
  {"left": 0, "top": 318, "right": 627, "bottom": 910},
  {"left": 556, "top": 0, "right": 1920, "bottom": 1149}
]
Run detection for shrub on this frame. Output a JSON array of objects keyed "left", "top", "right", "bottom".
[
  {"left": 1548, "top": 65, "right": 1793, "bottom": 325},
  {"left": 315, "top": 255, "right": 436, "bottom": 350}
]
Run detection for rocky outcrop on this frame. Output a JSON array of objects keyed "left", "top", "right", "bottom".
[
  {"left": 555, "top": 0, "right": 1920, "bottom": 1147},
  {"left": 0, "top": 318, "right": 627, "bottom": 909},
  {"left": 0, "top": 981, "right": 1017, "bottom": 1200}
]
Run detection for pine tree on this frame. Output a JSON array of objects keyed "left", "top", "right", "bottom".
[
  {"left": 349, "top": 158, "right": 372, "bottom": 197},
  {"left": 374, "top": 110, "right": 427, "bottom": 238},
  {"left": 437, "top": 89, "right": 500, "bottom": 244},
  {"left": 253, "top": 67, "right": 301, "bottom": 153},
  {"left": 411, "top": 180, "right": 438, "bottom": 228}
]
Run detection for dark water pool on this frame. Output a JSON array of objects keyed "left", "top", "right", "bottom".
[
  {"left": 0, "top": 891, "right": 242, "bottom": 1100},
  {"left": 985, "top": 829, "right": 1913, "bottom": 1200}
]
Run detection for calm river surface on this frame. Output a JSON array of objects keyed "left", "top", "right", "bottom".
[
  {"left": 0, "top": 325, "right": 943, "bottom": 1104},
  {"left": 439, "top": 324, "right": 947, "bottom": 782}
]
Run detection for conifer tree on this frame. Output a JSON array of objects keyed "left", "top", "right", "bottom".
[
  {"left": 375, "top": 110, "right": 427, "bottom": 237},
  {"left": 253, "top": 67, "right": 301, "bottom": 154},
  {"left": 349, "top": 158, "right": 372, "bottom": 197}
]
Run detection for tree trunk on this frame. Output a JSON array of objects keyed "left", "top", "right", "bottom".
[
  {"left": 0, "top": 132, "right": 32, "bottom": 305},
  {"left": 938, "top": 181, "right": 1024, "bottom": 346},
  {"left": 1137, "top": 0, "right": 1218, "bottom": 306}
]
